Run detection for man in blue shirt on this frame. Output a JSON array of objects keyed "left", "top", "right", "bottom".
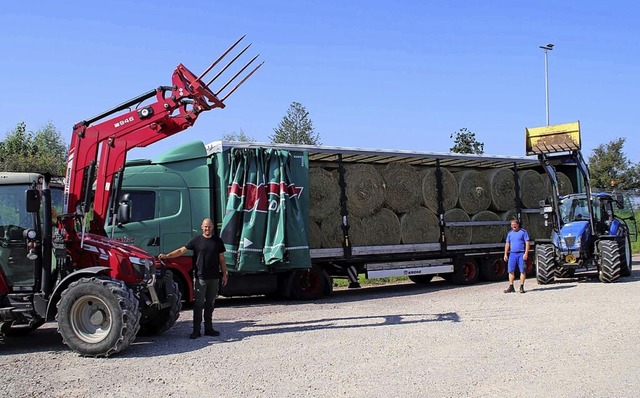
[{"left": 503, "top": 219, "right": 530, "bottom": 293}]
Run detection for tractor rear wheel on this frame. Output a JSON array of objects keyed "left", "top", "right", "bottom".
[
  {"left": 535, "top": 244, "right": 555, "bottom": 285},
  {"left": 56, "top": 277, "right": 140, "bottom": 357},
  {"left": 138, "top": 271, "right": 182, "bottom": 335},
  {"left": 619, "top": 232, "right": 632, "bottom": 278},
  {"left": 599, "top": 240, "right": 622, "bottom": 283}
]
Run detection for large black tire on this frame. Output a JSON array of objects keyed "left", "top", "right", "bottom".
[
  {"left": 535, "top": 244, "right": 556, "bottom": 285},
  {"left": 56, "top": 277, "right": 140, "bottom": 357},
  {"left": 451, "top": 258, "right": 480, "bottom": 285},
  {"left": 288, "top": 264, "right": 331, "bottom": 300},
  {"left": 599, "top": 240, "right": 622, "bottom": 283},
  {"left": 408, "top": 275, "right": 434, "bottom": 284},
  {"left": 619, "top": 232, "right": 632, "bottom": 278},
  {"left": 138, "top": 271, "right": 182, "bottom": 335},
  {"left": 480, "top": 256, "right": 508, "bottom": 281}
]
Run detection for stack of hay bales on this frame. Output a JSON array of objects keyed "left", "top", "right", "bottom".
[{"left": 308, "top": 160, "right": 551, "bottom": 248}]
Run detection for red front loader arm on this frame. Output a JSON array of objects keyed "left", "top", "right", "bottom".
[{"left": 62, "top": 36, "right": 263, "bottom": 234}]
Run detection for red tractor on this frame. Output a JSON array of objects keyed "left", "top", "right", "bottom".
[{"left": 0, "top": 36, "right": 262, "bottom": 356}]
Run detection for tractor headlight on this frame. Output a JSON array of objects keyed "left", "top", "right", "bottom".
[{"left": 129, "top": 257, "right": 154, "bottom": 280}]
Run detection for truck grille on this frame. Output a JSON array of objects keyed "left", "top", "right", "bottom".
[{"left": 564, "top": 236, "right": 576, "bottom": 247}]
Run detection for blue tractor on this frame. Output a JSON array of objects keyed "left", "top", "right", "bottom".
[{"left": 525, "top": 122, "right": 636, "bottom": 284}]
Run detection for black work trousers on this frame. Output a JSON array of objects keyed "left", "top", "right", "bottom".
[{"left": 193, "top": 278, "right": 220, "bottom": 331}]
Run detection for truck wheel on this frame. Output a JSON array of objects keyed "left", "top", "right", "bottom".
[
  {"left": 408, "top": 275, "right": 434, "bottom": 284},
  {"left": 451, "top": 258, "right": 479, "bottom": 285},
  {"left": 56, "top": 277, "right": 140, "bottom": 357},
  {"left": 480, "top": 256, "right": 507, "bottom": 281},
  {"left": 619, "top": 233, "right": 632, "bottom": 277},
  {"left": 535, "top": 244, "right": 555, "bottom": 285},
  {"left": 138, "top": 271, "right": 182, "bottom": 335},
  {"left": 599, "top": 240, "right": 622, "bottom": 283},
  {"left": 288, "top": 264, "right": 331, "bottom": 300}
]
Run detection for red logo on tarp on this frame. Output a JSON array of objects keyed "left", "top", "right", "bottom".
[{"left": 228, "top": 182, "right": 303, "bottom": 212}]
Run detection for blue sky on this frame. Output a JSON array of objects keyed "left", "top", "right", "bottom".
[{"left": 1, "top": 1, "right": 638, "bottom": 162}]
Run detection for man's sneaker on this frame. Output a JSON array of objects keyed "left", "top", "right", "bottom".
[
  {"left": 190, "top": 331, "right": 201, "bottom": 339},
  {"left": 519, "top": 285, "right": 526, "bottom": 294},
  {"left": 204, "top": 329, "right": 221, "bottom": 337},
  {"left": 504, "top": 285, "right": 515, "bottom": 293}
]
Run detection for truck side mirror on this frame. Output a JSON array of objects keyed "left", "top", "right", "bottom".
[
  {"left": 117, "top": 193, "right": 131, "bottom": 225},
  {"left": 26, "top": 189, "right": 41, "bottom": 213}
]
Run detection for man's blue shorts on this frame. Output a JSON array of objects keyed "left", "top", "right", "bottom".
[{"left": 508, "top": 252, "right": 526, "bottom": 273}]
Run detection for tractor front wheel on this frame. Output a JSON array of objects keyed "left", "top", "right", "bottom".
[
  {"left": 599, "top": 240, "right": 622, "bottom": 283},
  {"left": 138, "top": 271, "right": 182, "bottom": 335},
  {"left": 56, "top": 277, "right": 140, "bottom": 357},
  {"left": 535, "top": 244, "right": 556, "bottom": 285}
]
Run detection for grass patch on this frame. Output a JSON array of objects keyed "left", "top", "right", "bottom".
[{"left": 333, "top": 275, "right": 410, "bottom": 288}]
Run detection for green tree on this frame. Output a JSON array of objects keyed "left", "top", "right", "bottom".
[
  {"left": 449, "top": 128, "right": 484, "bottom": 154},
  {"left": 270, "top": 102, "right": 321, "bottom": 145},
  {"left": 588, "top": 137, "right": 638, "bottom": 190},
  {"left": 0, "top": 122, "right": 67, "bottom": 176},
  {"left": 221, "top": 129, "right": 256, "bottom": 142}
]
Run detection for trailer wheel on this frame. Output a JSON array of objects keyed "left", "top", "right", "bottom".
[
  {"left": 408, "top": 275, "right": 434, "bottom": 284},
  {"left": 451, "top": 258, "right": 479, "bottom": 285},
  {"left": 535, "top": 244, "right": 555, "bottom": 285},
  {"left": 599, "top": 240, "right": 622, "bottom": 283},
  {"left": 480, "top": 256, "right": 507, "bottom": 281},
  {"left": 138, "top": 271, "right": 182, "bottom": 336},
  {"left": 619, "top": 232, "right": 632, "bottom": 277},
  {"left": 56, "top": 277, "right": 140, "bottom": 357},
  {"left": 288, "top": 264, "right": 331, "bottom": 300}
]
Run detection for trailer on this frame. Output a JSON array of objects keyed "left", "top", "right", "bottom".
[{"left": 107, "top": 140, "right": 579, "bottom": 301}]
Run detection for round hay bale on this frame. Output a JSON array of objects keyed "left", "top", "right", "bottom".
[
  {"left": 557, "top": 172, "right": 574, "bottom": 196},
  {"left": 471, "top": 210, "right": 503, "bottom": 244},
  {"left": 455, "top": 170, "right": 491, "bottom": 215},
  {"left": 518, "top": 170, "right": 549, "bottom": 209},
  {"left": 421, "top": 167, "right": 458, "bottom": 214},
  {"left": 483, "top": 168, "right": 516, "bottom": 212},
  {"left": 360, "top": 208, "right": 401, "bottom": 246},
  {"left": 308, "top": 220, "right": 322, "bottom": 249},
  {"left": 309, "top": 167, "right": 341, "bottom": 222},
  {"left": 545, "top": 171, "right": 574, "bottom": 196},
  {"left": 382, "top": 163, "right": 421, "bottom": 213},
  {"left": 344, "top": 164, "right": 385, "bottom": 218},
  {"left": 319, "top": 211, "right": 366, "bottom": 248},
  {"left": 400, "top": 206, "right": 440, "bottom": 244},
  {"left": 526, "top": 212, "right": 552, "bottom": 241},
  {"left": 444, "top": 208, "right": 471, "bottom": 245},
  {"left": 500, "top": 208, "right": 530, "bottom": 229}
]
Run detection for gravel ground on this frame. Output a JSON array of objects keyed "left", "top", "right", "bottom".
[{"left": 2, "top": 256, "right": 640, "bottom": 398}]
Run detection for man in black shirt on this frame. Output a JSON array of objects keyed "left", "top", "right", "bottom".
[{"left": 159, "top": 218, "right": 229, "bottom": 339}]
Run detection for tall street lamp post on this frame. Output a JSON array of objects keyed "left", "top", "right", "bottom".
[{"left": 539, "top": 43, "right": 554, "bottom": 126}]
